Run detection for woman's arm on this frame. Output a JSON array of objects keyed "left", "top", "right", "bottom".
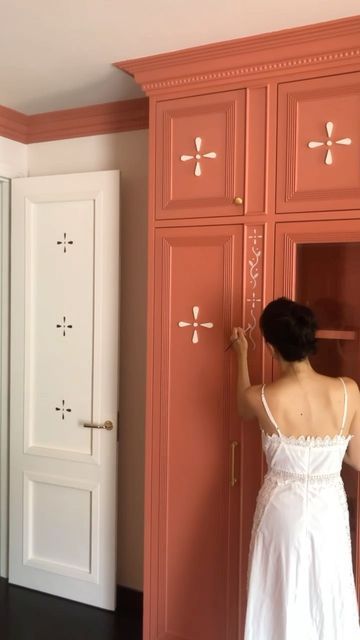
[{"left": 231, "top": 327, "right": 257, "bottom": 419}]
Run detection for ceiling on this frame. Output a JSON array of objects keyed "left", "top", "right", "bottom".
[{"left": 1, "top": 0, "right": 359, "bottom": 115}]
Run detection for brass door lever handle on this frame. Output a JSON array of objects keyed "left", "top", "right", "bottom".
[{"left": 82, "top": 420, "right": 113, "bottom": 431}]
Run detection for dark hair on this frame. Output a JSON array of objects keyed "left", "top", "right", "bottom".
[{"left": 259, "top": 297, "right": 317, "bottom": 362}]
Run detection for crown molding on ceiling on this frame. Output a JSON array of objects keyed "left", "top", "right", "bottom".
[
  {"left": 0, "top": 98, "right": 149, "bottom": 144},
  {"left": 116, "top": 15, "right": 360, "bottom": 96}
]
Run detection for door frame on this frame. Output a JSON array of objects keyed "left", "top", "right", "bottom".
[{"left": 0, "top": 177, "right": 10, "bottom": 578}]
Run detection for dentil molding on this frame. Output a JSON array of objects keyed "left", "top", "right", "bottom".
[{"left": 115, "top": 16, "right": 360, "bottom": 96}]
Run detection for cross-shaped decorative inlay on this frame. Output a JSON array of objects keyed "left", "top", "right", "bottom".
[
  {"left": 178, "top": 306, "right": 214, "bottom": 344},
  {"left": 55, "top": 399, "right": 72, "bottom": 420},
  {"left": 307, "top": 121, "right": 352, "bottom": 165},
  {"left": 246, "top": 291, "right": 262, "bottom": 310},
  {"left": 248, "top": 228, "right": 263, "bottom": 248},
  {"left": 57, "top": 232, "right": 74, "bottom": 253},
  {"left": 56, "top": 316, "right": 73, "bottom": 337},
  {"left": 180, "top": 137, "right": 217, "bottom": 177}
]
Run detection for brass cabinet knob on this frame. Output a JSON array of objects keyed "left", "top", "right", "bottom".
[{"left": 233, "top": 196, "right": 243, "bottom": 206}]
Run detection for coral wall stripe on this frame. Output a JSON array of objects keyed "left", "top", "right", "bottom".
[
  {"left": 0, "top": 98, "right": 149, "bottom": 144},
  {"left": 0, "top": 105, "right": 28, "bottom": 144},
  {"left": 27, "top": 98, "right": 149, "bottom": 142}
]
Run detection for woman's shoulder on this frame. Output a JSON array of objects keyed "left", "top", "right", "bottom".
[
  {"left": 341, "top": 376, "right": 359, "bottom": 396},
  {"left": 341, "top": 375, "right": 358, "bottom": 387},
  {"left": 317, "top": 374, "right": 358, "bottom": 393},
  {"left": 259, "top": 374, "right": 358, "bottom": 394}
]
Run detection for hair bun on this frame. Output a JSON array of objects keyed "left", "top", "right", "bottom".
[
  {"left": 291, "top": 307, "right": 313, "bottom": 331},
  {"left": 260, "top": 297, "right": 317, "bottom": 362},
  {"left": 293, "top": 312, "right": 308, "bottom": 326}
]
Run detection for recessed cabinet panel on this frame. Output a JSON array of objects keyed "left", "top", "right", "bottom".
[
  {"left": 150, "top": 225, "right": 243, "bottom": 639},
  {"left": 277, "top": 72, "right": 360, "bottom": 212},
  {"left": 155, "top": 91, "right": 246, "bottom": 219}
]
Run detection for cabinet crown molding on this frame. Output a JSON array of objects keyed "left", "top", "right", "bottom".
[{"left": 115, "top": 15, "right": 360, "bottom": 96}]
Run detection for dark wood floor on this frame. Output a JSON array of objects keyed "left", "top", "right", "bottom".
[{"left": 0, "top": 579, "right": 142, "bottom": 640}]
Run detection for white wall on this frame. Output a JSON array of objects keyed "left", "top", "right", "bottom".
[
  {"left": 28, "top": 131, "right": 148, "bottom": 591},
  {"left": 0, "top": 136, "right": 27, "bottom": 178}
]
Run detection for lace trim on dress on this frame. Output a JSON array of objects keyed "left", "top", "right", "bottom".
[
  {"left": 268, "top": 468, "right": 342, "bottom": 485},
  {"left": 262, "top": 432, "right": 353, "bottom": 447}
]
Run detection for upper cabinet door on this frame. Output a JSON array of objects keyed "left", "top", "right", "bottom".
[
  {"left": 155, "top": 90, "right": 251, "bottom": 219},
  {"left": 276, "top": 72, "right": 360, "bottom": 213}
]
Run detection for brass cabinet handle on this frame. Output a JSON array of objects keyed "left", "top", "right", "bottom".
[
  {"left": 83, "top": 420, "right": 113, "bottom": 431},
  {"left": 230, "top": 441, "right": 239, "bottom": 487},
  {"left": 233, "top": 196, "right": 243, "bottom": 206}
]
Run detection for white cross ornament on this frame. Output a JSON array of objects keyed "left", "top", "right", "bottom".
[
  {"left": 180, "top": 137, "right": 217, "bottom": 177},
  {"left": 178, "top": 306, "right": 214, "bottom": 344},
  {"left": 307, "top": 121, "right": 351, "bottom": 166}
]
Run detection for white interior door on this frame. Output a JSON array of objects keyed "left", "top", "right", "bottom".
[{"left": 9, "top": 170, "right": 120, "bottom": 610}]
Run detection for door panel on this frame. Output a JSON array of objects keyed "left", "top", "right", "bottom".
[
  {"left": 146, "top": 225, "right": 242, "bottom": 640},
  {"left": 277, "top": 72, "right": 360, "bottom": 212},
  {"left": 25, "top": 200, "right": 96, "bottom": 460},
  {"left": 275, "top": 217, "right": 360, "bottom": 601},
  {"left": 9, "top": 171, "right": 120, "bottom": 609},
  {"left": 155, "top": 91, "right": 246, "bottom": 219}
]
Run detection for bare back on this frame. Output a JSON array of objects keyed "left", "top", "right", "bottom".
[{"left": 251, "top": 372, "right": 355, "bottom": 440}]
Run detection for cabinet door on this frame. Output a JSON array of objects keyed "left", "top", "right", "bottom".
[
  {"left": 276, "top": 72, "right": 360, "bottom": 213},
  {"left": 145, "top": 225, "right": 243, "bottom": 640},
  {"left": 155, "top": 91, "right": 246, "bottom": 219},
  {"left": 274, "top": 217, "right": 360, "bottom": 601}
]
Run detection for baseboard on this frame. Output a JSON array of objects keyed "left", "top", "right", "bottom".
[
  {"left": 1, "top": 578, "right": 143, "bottom": 617},
  {"left": 117, "top": 585, "right": 143, "bottom": 618}
]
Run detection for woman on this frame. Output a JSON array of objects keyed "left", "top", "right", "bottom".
[{"left": 231, "top": 297, "right": 360, "bottom": 640}]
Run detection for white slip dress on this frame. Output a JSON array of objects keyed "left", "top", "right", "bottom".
[{"left": 244, "top": 378, "right": 360, "bottom": 640}]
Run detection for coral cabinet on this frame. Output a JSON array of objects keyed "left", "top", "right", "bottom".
[{"left": 118, "top": 15, "right": 360, "bottom": 639}]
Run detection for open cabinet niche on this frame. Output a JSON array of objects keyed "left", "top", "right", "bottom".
[{"left": 296, "top": 241, "right": 360, "bottom": 586}]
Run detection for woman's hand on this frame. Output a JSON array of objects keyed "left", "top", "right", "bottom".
[
  {"left": 231, "top": 327, "right": 253, "bottom": 418},
  {"left": 230, "top": 327, "right": 248, "bottom": 357}
]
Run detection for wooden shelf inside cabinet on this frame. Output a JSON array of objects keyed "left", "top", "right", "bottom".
[{"left": 316, "top": 329, "right": 357, "bottom": 341}]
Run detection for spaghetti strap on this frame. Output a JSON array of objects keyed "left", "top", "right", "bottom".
[
  {"left": 261, "top": 385, "right": 282, "bottom": 436},
  {"left": 338, "top": 377, "right": 348, "bottom": 436}
]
